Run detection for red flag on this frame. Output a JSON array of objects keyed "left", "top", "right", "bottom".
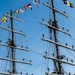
[
  {"left": 38, "top": 0, "right": 40, "bottom": 3},
  {"left": 27, "top": 3, "right": 32, "bottom": 10},
  {"left": 24, "top": 5, "right": 28, "bottom": 10}
]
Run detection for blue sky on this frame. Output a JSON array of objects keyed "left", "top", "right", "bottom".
[{"left": 0, "top": 0, "right": 75, "bottom": 75}]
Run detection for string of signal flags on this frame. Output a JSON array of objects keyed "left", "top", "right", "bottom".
[
  {"left": 1, "top": 0, "right": 74, "bottom": 23},
  {"left": 0, "top": 0, "right": 40, "bottom": 23},
  {"left": 62, "top": 0, "right": 75, "bottom": 8}
]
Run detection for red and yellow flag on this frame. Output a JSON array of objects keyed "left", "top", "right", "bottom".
[
  {"left": 24, "top": 5, "right": 28, "bottom": 10},
  {"left": 67, "top": 1, "right": 70, "bottom": 6},
  {"left": 2, "top": 17, "right": 7, "bottom": 22}
]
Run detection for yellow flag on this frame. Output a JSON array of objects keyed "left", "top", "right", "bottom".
[
  {"left": 67, "top": 1, "right": 70, "bottom": 6},
  {"left": 2, "top": 17, "right": 7, "bottom": 22},
  {"left": 16, "top": 10, "right": 19, "bottom": 14}
]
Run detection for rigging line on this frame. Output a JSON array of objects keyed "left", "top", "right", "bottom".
[
  {"left": 67, "top": 50, "right": 75, "bottom": 61},
  {"left": 66, "top": 8, "right": 75, "bottom": 20},
  {"left": 4, "top": 47, "right": 10, "bottom": 72},
  {"left": 41, "top": 50, "right": 46, "bottom": 75},
  {"left": 57, "top": 33, "right": 69, "bottom": 45},
  {"left": 63, "top": 70, "right": 68, "bottom": 75},
  {"left": 19, "top": 27, "right": 46, "bottom": 44},
  {"left": 57, "top": 24, "right": 75, "bottom": 44},
  {"left": 32, "top": 58, "right": 46, "bottom": 74},
  {"left": 66, "top": 18, "right": 75, "bottom": 40},
  {"left": 70, "top": 16, "right": 75, "bottom": 21},
  {"left": 0, "top": 65, "right": 7, "bottom": 73},
  {"left": 58, "top": 40, "right": 75, "bottom": 60},
  {"left": 66, "top": 34, "right": 75, "bottom": 45},
  {"left": 0, "top": 23, "right": 10, "bottom": 72},
  {"left": 54, "top": 0, "right": 64, "bottom": 11},
  {"left": 24, "top": 14, "right": 48, "bottom": 20},
  {"left": 55, "top": 0, "right": 70, "bottom": 28},
  {"left": 25, "top": 27, "right": 46, "bottom": 42},
  {"left": 25, "top": 41, "right": 43, "bottom": 60},
  {"left": 68, "top": 16, "right": 75, "bottom": 25},
  {"left": 57, "top": 15, "right": 69, "bottom": 26},
  {"left": 70, "top": 36, "right": 75, "bottom": 43},
  {"left": 16, "top": 23, "right": 41, "bottom": 43},
  {"left": 30, "top": 41, "right": 44, "bottom": 55},
  {"left": 59, "top": 37, "right": 75, "bottom": 58},
  {"left": 1, "top": 48, "right": 9, "bottom": 72},
  {"left": 57, "top": 16, "right": 70, "bottom": 30},
  {"left": 52, "top": 0, "right": 70, "bottom": 28},
  {"left": 58, "top": 37, "right": 72, "bottom": 48},
  {"left": 22, "top": 3, "right": 44, "bottom": 22},
  {"left": 24, "top": 19, "right": 41, "bottom": 24},
  {"left": 66, "top": 14, "right": 75, "bottom": 27},
  {"left": 29, "top": 48, "right": 44, "bottom": 56},
  {"left": 67, "top": 19, "right": 75, "bottom": 29},
  {"left": 24, "top": 1, "right": 46, "bottom": 20},
  {"left": 27, "top": 62, "right": 46, "bottom": 75},
  {"left": 24, "top": 58, "right": 45, "bottom": 74}
]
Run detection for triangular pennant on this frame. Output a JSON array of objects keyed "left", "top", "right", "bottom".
[
  {"left": 19, "top": 9, "right": 24, "bottom": 13},
  {"left": 70, "top": 3, "right": 73, "bottom": 8},
  {"left": 2, "top": 17, "right": 7, "bottom": 22},
  {"left": 62, "top": 0, "right": 67, "bottom": 4},
  {"left": 27, "top": 3, "right": 32, "bottom": 10},
  {"left": 67, "top": 1, "right": 70, "bottom": 6},
  {"left": 33, "top": 0, "right": 38, "bottom": 7},
  {"left": 62, "top": 0, "right": 74, "bottom": 8},
  {"left": 64, "top": 1, "right": 67, "bottom": 4},
  {"left": 24, "top": 5, "right": 28, "bottom": 10},
  {"left": 33, "top": 0, "right": 37, "bottom": 4},
  {"left": 38, "top": 0, "right": 40, "bottom": 3},
  {"left": 16, "top": 10, "right": 19, "bottom": 14}
]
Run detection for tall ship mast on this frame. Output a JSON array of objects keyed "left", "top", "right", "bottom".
[
  {"left": 0, "top": 9, "right": 32, "bottom": 75},
  {"left": 0, "top": 0, "right": 75, "bottom": 75},
  {"left": 41, "top": 0, "right": 75, "bottom": 75}
]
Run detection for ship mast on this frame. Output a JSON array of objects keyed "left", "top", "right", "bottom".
[
  {"left": 10, "top": 10, "right": 16, "bottom": 74},
  {"left": 0, "top": 10, "right": 32, "bottom": 75},
  {"left": 40, "top": 0, "right": 74, "bottom": 74},
  {"left": 51, "top": 0, "right": 61, "bottom": 74}
]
